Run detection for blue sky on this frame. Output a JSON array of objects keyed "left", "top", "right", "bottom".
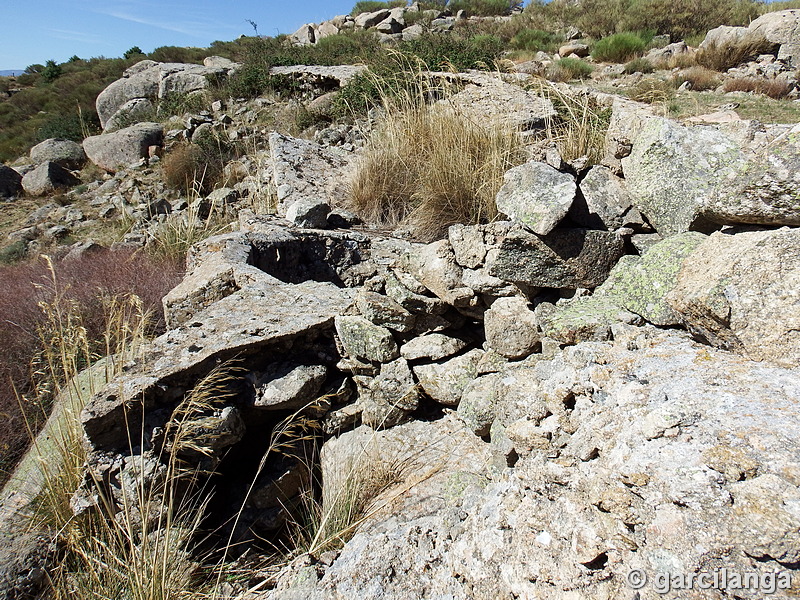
[{"left": 1, "top": 1, "right": 360, "bottom": 69}]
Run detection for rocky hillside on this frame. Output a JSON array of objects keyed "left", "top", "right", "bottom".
[{"left": 1, "top": 5, "right": 800, "bottom": 600}]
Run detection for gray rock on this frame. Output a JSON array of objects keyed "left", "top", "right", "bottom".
[
  {"left": 535, "top": 297, "right": 641, "bottom": 344},
  {"left": 286, "top": 198, "right": 330, "bottom": 229},
  {"left": 269, "top": 133, "right": 352, "bottom": 216},
  {"left": 400, "top": 333, "right": 470, "bottom": 361},
  {"left": 249, "top": 364, "right": 328, "bottom": 410},
  {"left": 83, "top": 122, "right": 164, "bottom": 173},
  {"left": 359, "top": 358, "right": 419, "bottom": 429},
  {"left": 457, "top": 373, "right": 502, "bottom": 436},
  {"left": 484, "top": 297, "right": 540, "bottom": 359},
  {"left": 21, "top": 161, "right": 80, "bottom": 196},
  {"left": 667, "top": 227, "right": 800, "bottom": 367},
  {"left": 439, "top": 81, "right": 556, "bottom": 132},
  {"left": 356, "top": 291, "right": 415, "bottom": 333},
  {"left": 316, "top": 21, "right": 340, "bottom": 40},
  {"left": 558, "top": 43, "right": 590, "bottom": 58},
  {"left": 29, "top": 139, "right": 86, "bottom": 169},
  {"left": 335, "top": 316, "right": 399, "bottom": 363},
  {"left": 402, "top": 240, "right": 467, "bottom": 305},
  {"left": 622, "top": 117, "right": 747, "bottom": 235},
  {"left": 0, "top": 165, "right": 23, "bottom": 198},
  {"left": 748, "top": 9, "right": 800, "bottom": 67},
  {"left": 96, "top": 61, "right": 160, "bottom": 128},
  {"left": 495, "top": 161, "right": 576, "bottom": 235},
  {"left": 383, "top": 271, "right": 447, "bottom": 315},
  {"left": 355, "top": 9, "right": 391, "bottom": 29},
  {"left": 413, "top": 349, "right": 483, "bottom": 406},
  {"left": 105, "top": 98, "right": 156, "bottom": 132},
  {"left": 487, "top": 227, "right": 625, "bottom": 289},
  {"left": 289, "top": 23, "right": 316, "bottom": 46},
  {"left": 402, "top": 23, "right": 425, "bottom": 41},
  {"left": 575, "top": 165, "right": 643, "bottom": 230},
  {"left": 596, "top": 231, "right": 707, "bottom": 325},
  {"left": 448, "top": 224, "right": 487, "bottom": 269},
  {"left": 269, "top": 65, "right": 367, "bottom": 88}
]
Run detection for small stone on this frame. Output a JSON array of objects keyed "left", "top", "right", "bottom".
[
  {"left": 335, "top": 315, "right": 399, "bottom": 363},
  {"left": 400, "top": 333, "right": 470, "bottom": 361}
]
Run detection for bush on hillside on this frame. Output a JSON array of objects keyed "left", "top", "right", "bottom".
[
  {"left": 448, "top": 0, "right": 522, "bottom": 16},
  {"left": 696, "top": 32, "right": 779, "bottom": 72},
  {"left": 547, "top": 57, "right": 594, "bottom": 81},
  {"left": 673, "top": 66, "right": 722, "bottom": 91},
  {"left": 510, "top": 28, "right": 558, "bottom": 52},
  {"left": 352, "top": 0, "right": 405, "bottom": 15},
  {"left": 723, "top": 77, "right": 793, "bottom": 99},
  {"left": 592, "top": 32, "right": 648, "bottom": 63},
  {"left": 399, "top": 33, "right": 505, "bottom": 70},
  {"left": 624, "top": 57, "right": 655, "bottom": 74}
]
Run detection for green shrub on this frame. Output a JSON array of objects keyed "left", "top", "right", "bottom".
[
  {"left": 351, "top": 0, "right": 405, "bottom": 15},
  {"left": 448, "top": 0, "right": 521, "bottom": 16},
  {"left": 510, "top": 29, "right": 558, "bottom": 52},
  {"left": 399, "top": 33, "right": 505, "bottom": 70},
  {"left": 592, "top": 32, "right": 647, "bottom": 63},
  {"left": 624, "top": 57, "right": 655, "bottom": 74},
  {"left": 41, "top": 60, "right": 63, "bottom": 83},
  {"left": 0, "top": 241, "right": 27, "bottom": 265},
  {"left": 124, "top": 46, "right": 145, "bottom": 59},
  {"left": 547, "top": 57, "right": 594, "bottom": 81},
  {"left": 36, "top": 111, "right": 100, "bottom": 142}
]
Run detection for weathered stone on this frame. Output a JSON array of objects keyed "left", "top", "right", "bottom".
[
  {"left": 488, "top": 227, "right": 625, "bottom": 289},
  {"left": 96, "top": 62, "right": 160, "bottom": 128},
  {"left": 644, "top": 41, "right": 693, "bottom": 65},
  {"left": 83, "top": 122, "right": 164, "bottom": 173},
  {"left": 356, "top": 291, "right": 415, "bottom": 333},
  {"left": 0, "top": 164, "right": 23, "bottom": 198},
  {"left": 289, "top": 23, "right": 316, "bottom": 46},
  {"left": 484, "top": 297, "right": 540, "bottom": 359},
  {"left": 400, "top": 333, "right": 470, "bottom": 361},
  {"left": 355, "top": 9, "right": 391, "bottom": 29},
  {"left": 384, "top": 271, "right": 447, "bottom": 315},
  {"left": 667, "top": 227, "right": 800, "bottom": 367},
  {"left": 402, "top": 240, "right": 465, "bottom": 304},
  {"left": 457, "top": 373, "right": 502, "bottom": 436},
  {"left": 335, "top": 316, "right": 399, "bottom": 364},
  {"left": 286, "top": 198, "right": 330, "bottom": 229},
  {"left": 575, "top": 165, "right": 643, "bottom": 230},
  {"left": 249, "top": 364, "right": 328, "bottom": 410},
  {"left": 105, "top": 98, "right": 156, "bottom": 132},
  {"left": 29, "top": 139, "right": 86, "bottom": 170},
  {"left": 535, "top": 297, "right": 641, "bottom": 344},
  {"left": 596, "top": 232, "right": 707, "bottom": 326},
  {"left": 448, "top": 224, "right": 487, "bottom": 269},
  {"left": 269, "top": 65, "right": 367, "bottom": 88},
  {"left": 748, "top": 9, "right": 800, "bottom": 67},
  {"left": 269, "top": 133, "right": 351, "bottom": 215},
  {"left": 558, "top": 43, "right": 589, "bottom": 57},
  {"left": 21, "top": 161, "right": 80, "bottom": 196},
  {"left": 622, "top": 118, "right": 747, "bottom": 235},
  {"left": 316, "top": 21, "right": 340, "bottom": 40},
  {"left": 440, "top": 81, "right": 556, "bottom": 131},
  {"left": 402, "top": 23, "right": 425, "bottom": 41},
  {"left": 413, "top": 349, "right": 483, "bottom": 406},
  {"left": 495, "top": 161, "right": 576, "bottom": 235},
  {"left": 359, "top": 358, "right": 419, "bottom": 429}
]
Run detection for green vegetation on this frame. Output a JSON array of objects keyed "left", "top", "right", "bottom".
[
  {"left": 592, "top": 32, "right": 648, "bottom": 63},
  {"left": 448, "top": 0, "right": 522, "bottom": 16},
  {"left": 547, "top": 57, "right": 594, "bottom": 82},
  {"left": 352, "top": 0, "right": 406, "bottom": 15},
  {"left": 510, "top": 28, "right": 559, "bottom": 52},
  {"left": 624, "top": 57, "right": 655, "bottom": 74}
]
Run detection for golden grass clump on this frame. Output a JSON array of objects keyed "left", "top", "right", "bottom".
[
  {"left": 674, "top": 66, "right": 723, "bottom": 91},
  {"left": 348, "top": 58, "right": 526, "bottom": 242},
  {"left": 723, "top": 76, "right": 794, "bottom": 99},
  {"left": 696, "top": 33, "right": 779, "bottom": 72}
]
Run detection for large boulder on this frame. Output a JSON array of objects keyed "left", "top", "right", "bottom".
[
  {"left": 667, "top": 227, "right": 800, "bottom": 368},
  {"left": 487, "top": 227, "right": 625, "bottom": 289},
  {"left": 495, "top": 161, "right": 576, "bottom": 235},
  {"left": 354, "top": 9, "right": 391, "bottom": 29},
  {"left": 484, "top": 297, "right": 540, "bottom": 359},
  {"left": 21, "top": 161, "right": 80, "bottom": 196},
  {"left": 622, "top": 118, "right": 747, "bottom": 235},
  {"left": 289, "top": 23, "right": 316, "bottom": 46},
  {"left": 82, "top": 122, "right": 164, "bottom": 173},
  {"left": 29, "top": 139, "right": 86, "bottom": 170},
  {"left": 748, "top": 9, "right": 800, "bottom": 67},
  {"left": 0, "top": 165, "right": 23, "bottom": 198},
  {"left": 441, "top": 81, "right": 557, "bottom": 131},
  {"left": 574, "top": 165, "right": 643, "bottom": 230}
]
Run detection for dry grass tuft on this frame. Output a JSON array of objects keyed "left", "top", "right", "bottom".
[
  {"left": 696, "top": 33, "right": 779, "bottom": 72},
  {"left": 349, "top": 61, "right": 525, "bottom": 241},
  {"left": 723, "top": 76, "right": 794, "bottom": 99},
  {"left": 629, "top": 77, "right": 677, "bottom": 104},
  {"left": 674, "top": 66, "right": 723, "bottom": 91}
]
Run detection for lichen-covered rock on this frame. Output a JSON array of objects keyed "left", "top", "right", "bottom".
[
  {"left": 488, "top": 227, "right": 624, "bottom": 289},
  {"left": 21, "top": 161, "right": 80, "bottom": 196},
  {"left": 495, "top": 161, "right": 576, "bottom": 235},
  {"left": 622, "top": 117, "right": 747, "bottom": 235},
  {"left": 358, "top": 358, "right": 419, "bottom": 429},
  {"left": 748, "top": 9, "right": 800, "bottom": 67},
  {"left": 457, "top": 373, "right": 502, "bottom": 436},
  {"left": 448, "top": 223, "right": 488, "bottom": 269},
  {"left": 596, "top": 231, "right": 707, "bottom": 326},
  {"left": 575, "top": 165, "right": 643, "bottom": 230},
  {"left": 484, "top": 297, "right": 540, "bottom": 359},
  {"left": 249, "top": 364, "right": 328, "bottom": 410},
  {"left": 402, "top": 240, "right": 467, "bottom": 305},
  {"left": 400, "top": 332, "right": 470, "bottom": 361},
  {"left": 413, "top": 349, "right": 483, "bottom": 406},
  {"left": 355, "top": 291, "right": 415, "bottom": 333},
  {"left": 286, "top": 198, "right": 330, "bottom": 229},
  {"left": 442, "top": 81, "right": 556, "bottom": 131},
  {"left": 667, "top": 226, "right": 800, "bottom": 367},
  {"left": 335, "top": 316, "right": 399, "bottom": 364},
  {"left": 535, "top": 297, "right": 641, "bottom": 344}
]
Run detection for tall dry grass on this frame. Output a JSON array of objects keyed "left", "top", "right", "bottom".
[
  {"left": 348, "top": 58, "right": 525, "bottom": 241},
  {"left": 696, "top": 33, "right": 779, "bottom": 72}
]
